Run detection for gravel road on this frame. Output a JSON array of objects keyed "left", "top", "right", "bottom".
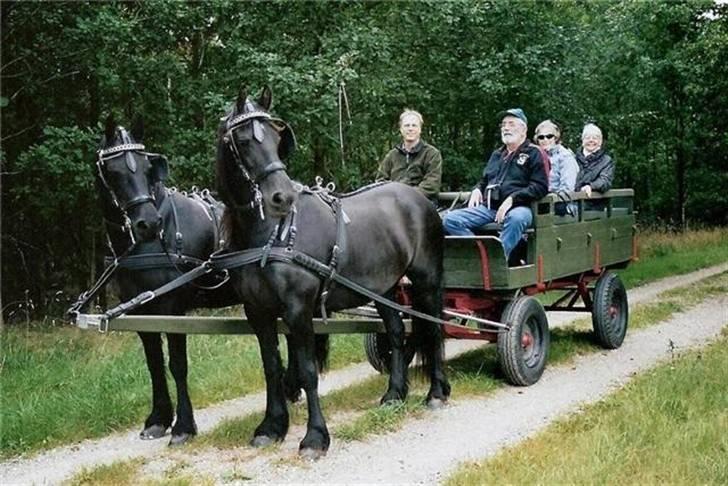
[{"left": 2, "top": 263, "right": 726, "bottom": 485}]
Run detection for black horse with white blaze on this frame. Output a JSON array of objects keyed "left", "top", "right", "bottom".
[
  {"left": 94, "top": 115, "right": 240, "bottom": 445},
  {"left": 216, "top": 87, "right": 450, "bottom": 459}
]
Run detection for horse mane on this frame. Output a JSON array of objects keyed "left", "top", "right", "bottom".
[{"left": 337, "top": 180, "right": 391, "bottom": 199}]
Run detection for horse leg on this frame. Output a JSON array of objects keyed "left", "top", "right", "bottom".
[
  {"left": 287, "top": 304, "right": 330, "bottom": 459},
  {"left": 375, "top": 290, "right": 409, "bottom": 404},
  {"left": 248, "top": 308, "right": 289, "bottom": 447},
  {"left": 410, "top": 276, "right": 451, "bottom": 409},
  {"left": 167, "top": 333, "right": 196, "bottom": 446},
  {"left": 282, "top": 334, "right": 302, "bottom": 403},
  {"left": 138, "top": 331, "right": 174, "bottom": 439}
]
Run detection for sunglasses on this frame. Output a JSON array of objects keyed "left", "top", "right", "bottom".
[{"left": 537, "top": 134, "right": 556, "bottom": 141}]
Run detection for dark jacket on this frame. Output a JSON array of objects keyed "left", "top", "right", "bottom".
[
  {"left": 477, "top": 140, "right": 549, "bottom": 208},
  {"left": 575, "top": 147, "right": 614, "bottom": 193},
  {"left": 376, "top": 140, "right": 442, "bottom": 197}
]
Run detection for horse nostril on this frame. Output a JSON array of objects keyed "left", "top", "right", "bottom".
[
  {"left": 136, "top": 220, "right": 149, "bottom": 231},
  {"left": 272, "top": 192, "right": 285, "bottom": 206}
]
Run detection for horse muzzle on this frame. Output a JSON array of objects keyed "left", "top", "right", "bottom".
[
  {"left": 261, "top": 172, "right": 299, "bottom": 218},
  {"left": 129, "top": 204, "right": 162, "bottom": 242},
  {"left": 267, "top": 189, "right": 297, "bottom": 218}
]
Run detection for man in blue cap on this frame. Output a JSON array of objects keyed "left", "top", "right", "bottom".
[{"left": 442, "top": 108, "right": 548, "bottom": 262}]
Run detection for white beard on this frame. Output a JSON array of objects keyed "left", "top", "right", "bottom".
[{"left": 502, "top": 133, "right": 519, "bottom": 145}]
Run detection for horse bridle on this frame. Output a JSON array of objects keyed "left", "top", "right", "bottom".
[
  {"left": 223, "top": 109, "right": 291, "bottom": 220},
  {"left": 96, "top": 131, "right": 164, "bottom": 240}
]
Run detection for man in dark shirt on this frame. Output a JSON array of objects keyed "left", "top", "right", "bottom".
[
  {"left": 442, "top": 108, "right": 548, "bottom": 259},
  {"left": 376, "top": 109, "right": 442, "bottom": 199}
]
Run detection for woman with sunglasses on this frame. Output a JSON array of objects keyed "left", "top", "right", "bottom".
[{"left": 535, "top": 119, "right": 578, "bottom": 216}]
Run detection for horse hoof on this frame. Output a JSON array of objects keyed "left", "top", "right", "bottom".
[
  {"left": 250, "top": 435, "right": 278, "bottom": 448},
  {"left": 140, "top": 424, "right": 167, "bottom": 440},
  {"left": 426, "top": 397, "right": 447, "bottom": 410},
  {"left": 168, "top": 432, "right": 193, "bottom": 447},
  {"left": 299, "top": 447, "right": 327, "bottom": 461},
  {"left": 380, "top": 394, "right": 404, "bottom": 406}
]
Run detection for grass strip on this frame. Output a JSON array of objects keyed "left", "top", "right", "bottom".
[
  {"left": 64, "top": 458, "right": 145, "bottom": 486},
  {"left": 446, "top": 327, "right": 728, "bottom": 485}
]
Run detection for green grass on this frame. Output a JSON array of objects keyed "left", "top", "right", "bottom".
[
  {"left": 446, "top": 328, "right": 728, "bottom": 485},
  {"left": 1, "top": 228, "right": 725, "bottom": 459},
  {"left": 619, "top": 227, "right": 728, "bottom": 287},
  {"left": 64, "top": 458, "right": 145, "bottom": 486},
  {"left": 64, "top": 456, "right": 215, "bottom": 486}
]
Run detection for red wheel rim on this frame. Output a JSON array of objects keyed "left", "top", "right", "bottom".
[{"left": 521, "top": 331, "right": 534, "bottom": 349}]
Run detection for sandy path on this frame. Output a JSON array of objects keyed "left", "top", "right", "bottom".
[{"left": 1, "top": 263, "right": 726, "bottom": 485}]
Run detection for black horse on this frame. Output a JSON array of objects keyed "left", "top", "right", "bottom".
[
  {"left": 216, "top": 87, "right": 450, "bottom": 459},
  {"left": 94, "top": 115, "right": 241, "bottom": 445}
]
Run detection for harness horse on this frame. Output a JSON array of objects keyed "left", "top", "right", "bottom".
[
  {"left": 72, "top": 115, "right": 241, "bottom": 445},
  {"left": 216, "top": 87, "right": 451, "bottom": 458}
]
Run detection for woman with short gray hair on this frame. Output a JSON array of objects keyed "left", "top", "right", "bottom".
[{"left": 575, "top": 123, "right": 615, "bottom": 198}]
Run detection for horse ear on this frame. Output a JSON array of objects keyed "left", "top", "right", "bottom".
[
  {"left": 105, "top": 114, "right": 116, "bottom": 144},
  {"left": 235, "top": 86, "right": 248, "bottom": 114},
  {"left": 259, "top": 86, "right": 272, "bottom": 111},
  {"left": 276, "top": 123, "right": 297, "bottom": 160},
  {"left": 131, "top": 115, "right": 144, "bottom": 142},
  {"left": 149, "top": 154, "right": 169, "bottom": 182}
]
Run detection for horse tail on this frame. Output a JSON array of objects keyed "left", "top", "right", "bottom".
[
  {"left": 315, "top": 334, "right": 330, "bottom": 373},
  {"left": 409, "top": 283, "right": 445, "bottom": 378},
  {"left": 408, "top": 210, "right": 449, "bottom": 395}
]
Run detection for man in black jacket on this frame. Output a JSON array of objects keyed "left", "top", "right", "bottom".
[{"left": 442, "top": 108, "right": 548, "bottom": 259}]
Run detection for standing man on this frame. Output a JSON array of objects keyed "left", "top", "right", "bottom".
[
  {"left": 442, "top": 108, "right": 548, "bottom": 259},
  {"left": 376, "top": 109, "right": 442, "bottom": 199}
]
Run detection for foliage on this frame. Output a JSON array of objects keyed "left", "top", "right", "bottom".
[{"left": 2, "top": 0, "right": 727, "bottom": 315}]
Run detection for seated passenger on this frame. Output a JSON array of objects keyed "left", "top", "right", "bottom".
[
  {"left": 576, "top": 123, "right": 615, "bottom": 197},
  {"left": 376, "top": 109, "right": 442, "bottom": 201},
  {"left": 535, "top": 119, "right": 578, "bottom": 216},
  {"left": 442, "top": 108, "right": 548, "bottom": 259}
]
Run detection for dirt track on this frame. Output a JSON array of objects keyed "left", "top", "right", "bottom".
[{"left": 2, "top": 263, "right": 727, "bottom": 485}]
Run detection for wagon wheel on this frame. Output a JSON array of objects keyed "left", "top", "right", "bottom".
[
  {"left": 497, "top": 296, "right": 550, "bottom": 386},
  {"left": 364, "top": 333, "right": 415, "bottom": 374},
  {"left": 592, "top": 271, "right": 629, "bottom": 349}
]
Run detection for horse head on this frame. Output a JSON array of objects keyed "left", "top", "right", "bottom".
[
  {"left": 217, "top": 86, "right": 298, "bottom": 220},
  {"left": 97, "top": 114, "right": 168, "bottom": 242}
]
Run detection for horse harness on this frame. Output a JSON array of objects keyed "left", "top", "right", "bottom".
[{"left": 94, "top": 180, "right": 457, "bottom": 334}]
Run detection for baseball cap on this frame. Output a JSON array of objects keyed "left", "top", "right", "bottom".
[{"left": 497, "top": 108, "right": 527, "bottom": 125}]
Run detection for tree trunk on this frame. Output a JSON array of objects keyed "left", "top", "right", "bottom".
[{"left": 674, "top": 99, "right": 686, "bottom": 231}]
